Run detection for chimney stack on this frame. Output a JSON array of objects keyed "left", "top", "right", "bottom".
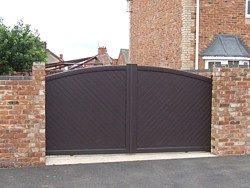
[{"left": 98, "top": 47, "right": 107, "bottom": 55}]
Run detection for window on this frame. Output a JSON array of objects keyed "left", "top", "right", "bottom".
[
  {"left": 228, "top": 61, "right": 239, "bottom": 68},
  {"left": 239, "top": 61, "right": 250, "bottom": 68},
  {"left": 247, "top": 0, "right": 250, "bottom": 18},
  {"left": 208, "top": 62, "right": 222, "bottom": 70},
  {"left": 205, "top": 60, "right": 250, "bottom": 70},
  {"left": 205, "top": 60, "right": 228, "bottom": 70}
]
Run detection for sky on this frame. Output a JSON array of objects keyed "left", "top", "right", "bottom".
[{"left": 0, "top": 0, "right": 130, "bottom": 60}]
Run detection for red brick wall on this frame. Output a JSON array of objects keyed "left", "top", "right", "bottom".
[
  {"left": 0, "top": 63, "right": 46, "bottom": 168},
  {"left": 212, "top": 68, "right": 250, "bottom": 156},
  {"left": 199, "top": 0, "right": 250, "bottom": 69},
  {"left": 130, "top": 0, "right": 182, "bottom": 68}
]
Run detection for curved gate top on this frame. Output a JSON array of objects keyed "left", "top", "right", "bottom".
[{"left": 46, "top": 65, "right": 212, "bottom": 155}]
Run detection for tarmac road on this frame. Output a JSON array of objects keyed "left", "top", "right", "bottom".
[{"left": 0, "top": 155, "right": 250, "bottom": 188}]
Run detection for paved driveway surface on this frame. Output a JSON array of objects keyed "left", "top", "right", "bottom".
[{"left": 0, "top": 156, "right": 250, "bottom": 188}]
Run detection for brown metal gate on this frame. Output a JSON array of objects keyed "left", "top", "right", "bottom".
[{"left": 46, "top": 65, "right": 212, "bottom": 155}]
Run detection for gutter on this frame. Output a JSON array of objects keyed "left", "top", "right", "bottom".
[{"left": 195, "top": 0, "right": 200, "bottom": 70}]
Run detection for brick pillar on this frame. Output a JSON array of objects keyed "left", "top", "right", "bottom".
[
  {"left": 0, "top": 62, "right": 46, "bottom": 168},
  {"left": 212, "top": 68, "right": 250, "bottom": 156},
  {"left": 31, "top": 62, "right": 46, "bottom": 165}
]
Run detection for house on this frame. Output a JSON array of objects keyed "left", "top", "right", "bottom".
[
  {"left": 116, "top": 49, "right": 129, "bottom": 65},
  {"left": 45, "top": 47, "right": 117, "bottom": 73},
  {"left": 44, "top": 42, "right": 64, "bottom": 64},
  {"left": 84, "top": 47, "right": 117, "bottom": 68},
  {"left": 129, "top": 0, "right": 250, "bottom": 70},
  {"left": 46, "top": 49, "right": 64, "bottom": 64}
]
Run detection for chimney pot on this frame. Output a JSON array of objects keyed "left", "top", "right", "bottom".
[{"left": 60, "top": 54, "right": 63, "bottom": 60}]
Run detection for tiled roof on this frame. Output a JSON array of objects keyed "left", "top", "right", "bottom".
[{"left": 202, "top": 35, "right": 250, "bottom": 57}]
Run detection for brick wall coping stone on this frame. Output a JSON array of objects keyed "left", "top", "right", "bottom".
[
  {"left": 0, "top": 76, "right": 32, "bottom": 80},
  {"left": 184, "top": 69, "right": 212, "bottom": 73}
]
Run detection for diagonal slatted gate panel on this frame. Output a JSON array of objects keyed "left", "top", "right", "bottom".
[
  {"left": 135, "top": 67, "right": 212, "bottom": 152},
  {"left": 46, "top": 65, "right": 212, "bottom": 155},
  {"left": 46, "top": 67, "right": 127, "bottom": 155}
]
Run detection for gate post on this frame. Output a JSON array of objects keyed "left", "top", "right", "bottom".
[
  {"left": 0, "top": 62, "right": 46, "bottom": 168},
  {"left": 211, "top": 68, "right": 250, "bottom": 156},
  {"left": 126, "top": 64, "right": 138, "bottom": 152}
]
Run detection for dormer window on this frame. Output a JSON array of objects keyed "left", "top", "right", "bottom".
[
  {"left": 202, "top": 35, "right": 250, "bottom": 70},
  {"left": 247, "top": 0, "right": 250, "bottom": 18}
]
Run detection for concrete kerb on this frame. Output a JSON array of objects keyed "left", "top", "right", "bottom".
[{"left": 46, "top": 152, "right": 216, "bottom": 166}]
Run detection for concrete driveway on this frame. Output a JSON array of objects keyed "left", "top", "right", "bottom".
[{"left": 0, "top": 155, "right": 250, "bottom": 188}]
